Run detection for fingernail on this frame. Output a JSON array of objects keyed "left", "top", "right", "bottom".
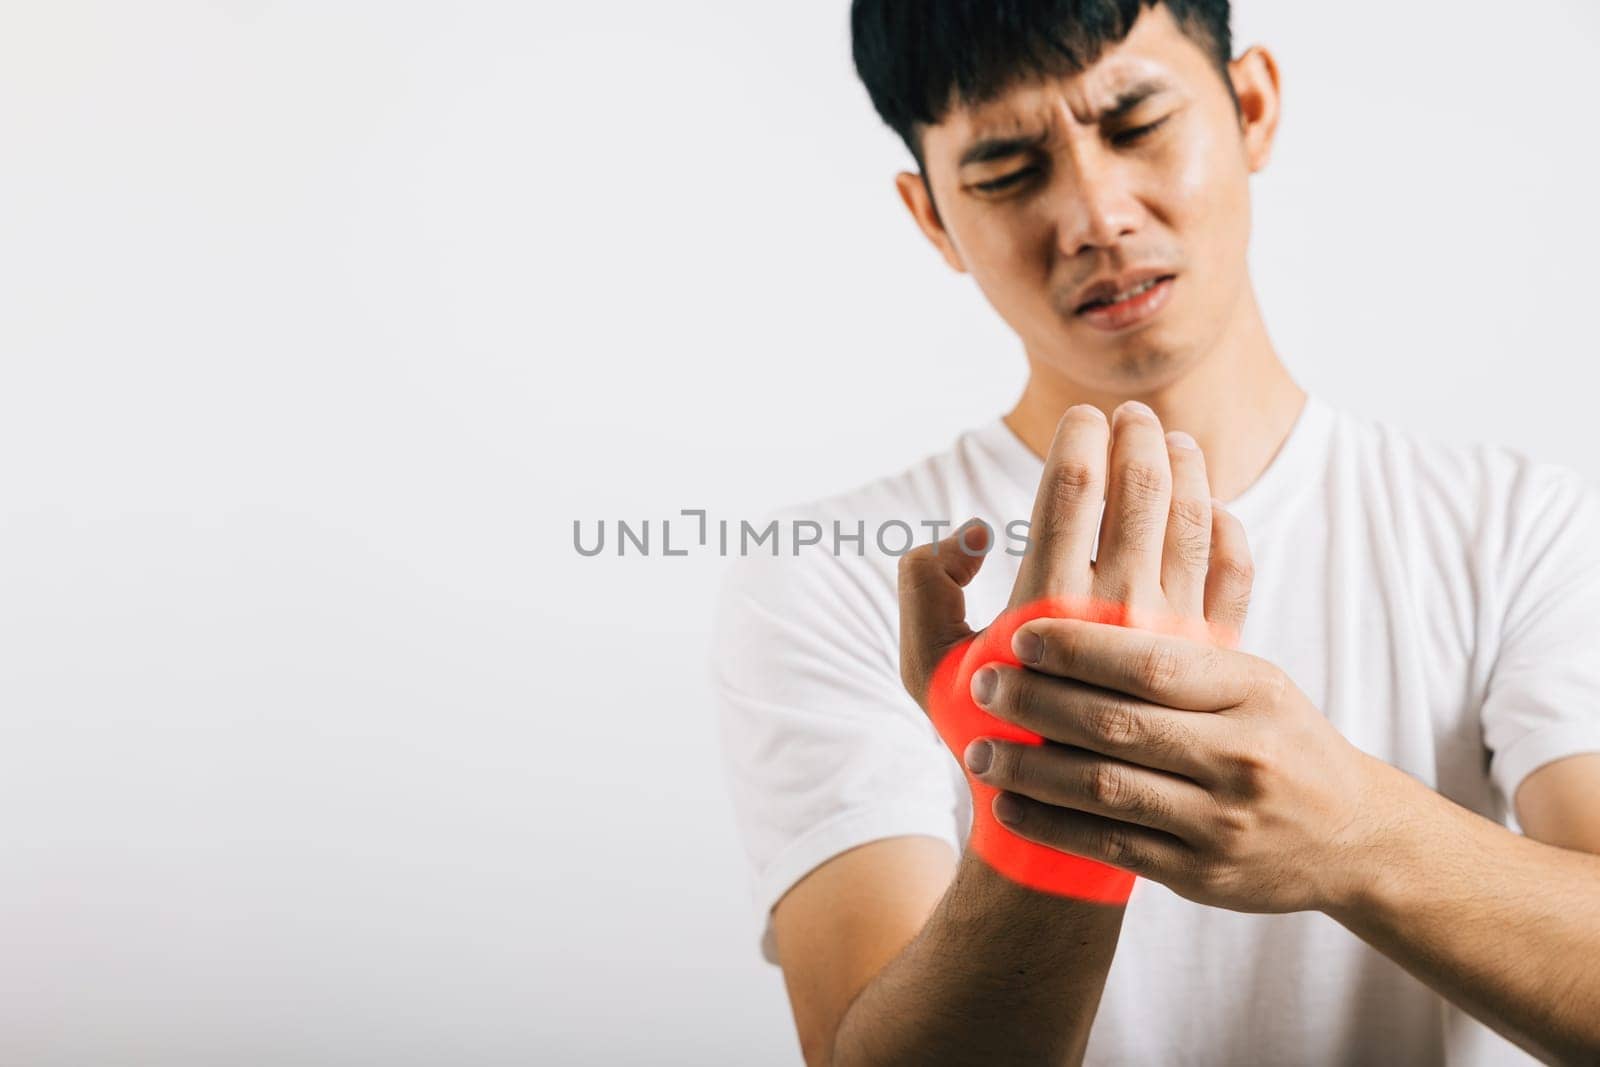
[
  {"left": 1013, "top": 629, "right": 1042, "bottom": 665},
  {"left": 971, "top": 667, "right": 997, "bottom": 706},
  {"left": 1113, "top": 400, "right": 1155, "bottom": 425},
  {"left": 1166, "top": 430, "right": 1197, "bottom": 450},
  {"left": 994, "top": 793, "right": 1022, "bottom": 824},
  {"left": 964, "top": 739, "right": 993, "bottom": 774}
]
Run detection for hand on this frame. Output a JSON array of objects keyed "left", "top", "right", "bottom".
[
  {"left": 972, "top": 617, "right": 1392, "bottom": 915},
  {"left": 900, "top": 401, "right": 1253, "bottom": 704},
  {"left": 899, "top": 401, "right": 1256, "bottom": 900}
]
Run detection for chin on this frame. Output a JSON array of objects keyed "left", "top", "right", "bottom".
[
  {"left": 1034, "top": 329, "right": 1188, "bottom": 393},
  {"left": 1109, "top": 343, "right": 1187, "bottom": 388}
]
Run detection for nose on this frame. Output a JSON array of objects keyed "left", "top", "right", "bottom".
[{"left": 1055, "top": 155, "right": 1144, "bottom": 259}]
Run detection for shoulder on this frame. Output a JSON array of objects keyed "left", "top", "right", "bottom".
[
  {"left": 1317, "top": 404, "right": 1600, "bottom": 635},
  {"left": 1320, "top": 403, "right": 1597, "bottom": 540}
]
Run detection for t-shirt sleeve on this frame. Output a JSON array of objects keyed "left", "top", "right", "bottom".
[
  {"left": 711, "top": 534, "right": 962, "bottom": 965},
  {"left": 1480, "top": 461, "right": 1600, "bottom": 814}
]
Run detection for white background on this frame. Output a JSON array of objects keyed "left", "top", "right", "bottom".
[{"left": 2, "top": 2, "right": 1598, "bottom": 1064}]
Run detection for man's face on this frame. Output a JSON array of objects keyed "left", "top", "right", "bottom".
[{"left": 903, "top": 6, "right": 1278, "bottom": 393}]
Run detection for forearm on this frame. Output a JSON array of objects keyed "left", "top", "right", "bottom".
[
  {"left": 831, "top": 847, "right": 1126, "bottom": 1067},
  {"left": 1328, "top": 758, "right": 1600, "bottom": 1064}
]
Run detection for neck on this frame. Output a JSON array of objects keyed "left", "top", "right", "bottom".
[{"left": 1002, "top": 285, "right": 1304, "bottom": 503}]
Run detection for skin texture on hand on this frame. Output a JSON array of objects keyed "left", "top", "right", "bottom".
[
  {"left": 971, "top": 615, "right": 1379, "bottom": 915},
  {"left": 927, "top": 594, "right": 1239, "bottom": 902}
]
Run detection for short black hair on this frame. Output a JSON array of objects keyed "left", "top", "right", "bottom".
[{"left": 850, "top": 0, "right": 1234, "bottom": 171}]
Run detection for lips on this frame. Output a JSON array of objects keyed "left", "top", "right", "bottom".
[
  {"left": 1074, "top": 270, "right": 1176, "bottom": 313},
  {"left": 1073, "top": 271, "right": 1177, "bottom": 332},
  {"left": 1081, "top": 276, "right": 1164, "bottom": 308}
]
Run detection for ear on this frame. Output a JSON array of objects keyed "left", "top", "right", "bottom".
[
  {"left": 894, "top": 170, "right": 967, "bottom": 274},
  {"left": 1228, "top": 45, "right": 1281, "bottom": 173}
]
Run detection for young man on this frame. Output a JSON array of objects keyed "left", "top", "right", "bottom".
[{"left": 712, "top": 2, "right": 1600, "bottom": 1063}]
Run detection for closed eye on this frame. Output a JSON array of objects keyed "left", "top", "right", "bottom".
[
  {"left": 973, "top": 165, "right": 1040, "bottom": 193},
  {"left": 1110, "top": 116, "right": 1170, "bottom": 148}
]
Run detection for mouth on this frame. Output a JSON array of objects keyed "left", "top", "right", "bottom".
[{"left": 1073, "top": 272, "right": 1178, "bottom": 332}]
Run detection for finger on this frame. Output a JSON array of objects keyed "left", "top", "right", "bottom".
[
  {"left": 1010, "top": 405, "right": 1110, "bottom": 607},
  {"left": 899, "top": 517, "right": 994, "bottom": 705},
  {"left": 1202, "top": 500, "right": 1254, "bottom": 646},
  {"left": 1010, "top": 617, "right": 1258, "bottom": 711},
  {"left": 1092, "top": 401, "right": 1172, "bottom": 605},
  {"left": 1159, "top": 431, "right": 1211, "bottom": 618},
  {"left": 992, "top": 791, "right": 1192, "bottom": 879},
  {"left": 972, "top": 664, "right": 1229, "bottom": 782},
  {"left": 971, "top": 739, "right": 1215, "bottom": 840}
]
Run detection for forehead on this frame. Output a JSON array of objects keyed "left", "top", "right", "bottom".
[
  {"left": 923, "top": 7, "right": 1205, "bottom": 157},
  {"left": 950, "top": 57, "right": 1173, "bottom": 142}
]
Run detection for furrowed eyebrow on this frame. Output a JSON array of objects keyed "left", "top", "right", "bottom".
[
  {"left": 1098, "top": 79, "right": 1170, "bottom": 122},
  {"left": 956, "top": 79, "right": 1174, "bottom": 167},
  {"left": 957, "top": 128, "right": 1050, "bottom": 168}
]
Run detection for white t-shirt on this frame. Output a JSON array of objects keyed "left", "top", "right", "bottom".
[{"left": 711, "top": 395, "right": 1600, "bottom": 1066}]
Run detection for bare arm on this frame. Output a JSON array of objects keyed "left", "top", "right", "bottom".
[
  {"left": 1323, "top": 754, "right": 1600, "bottom": 1065},
  {"left": 829, "top": 846, "right": 1125, "bottom": 1067},
  {"left": 773, "top": 835, "right": 1124, "bottom": 1067}
]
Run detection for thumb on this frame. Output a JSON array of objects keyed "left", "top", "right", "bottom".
[{"left": 898, "top": 517, "right": 993, "bottom": 708}]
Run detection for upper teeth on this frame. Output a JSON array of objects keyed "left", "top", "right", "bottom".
[{"left": 1109, "top": 278, "right": 1160, "bottom": 303}]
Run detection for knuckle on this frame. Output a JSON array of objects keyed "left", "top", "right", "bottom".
[
  {"left": 1214, "top": 799, "right": 1252, "bottom": 846},
  {"left": 1088, "top": 699, "right": 1141, "bottom": 749},
  {"left": 1231, "top": 739, "right": 1278, "bottom": 797},
  {"left": 1116, "top": 461, "right": 1170, "bottom": 502},
  {"left": 1100, "top": 827, "right": 1141, "bottom": 870},
  {"left": 1168, "top": 496, "right": 1212, "bottom": 534},
  {"left": 1087, "top": 761, "right": 1126, "bottom": 807},
  {"left": 1046, "top": 460, "right": 1101, "bottom": 510},
  {"left": 1210, "top": 553, "right": 1255, "bottom": 590},
  {"left": 1136, "top": 642, "right": 1185, "bottom": 691},
  {"left": 1247, "top": 660, "right": 1287, "bottom": 705},
  {"left": 1055, "top": 459, "right": 1100, "bottom": 496}
]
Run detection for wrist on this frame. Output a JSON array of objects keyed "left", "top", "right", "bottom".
[
  {"left": 944, "top": 846, "right": 1129, "bottom": 942},
  {"left": 1317, "top": 754, "right": 1438, "bottom": 923},
  {"left": 928, "top": 604, "right": 1136, "bottom": 905}
]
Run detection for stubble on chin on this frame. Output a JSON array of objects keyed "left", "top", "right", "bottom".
[{"left": 1112, "top": 342, "right": 1176, "bottom": 383}]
